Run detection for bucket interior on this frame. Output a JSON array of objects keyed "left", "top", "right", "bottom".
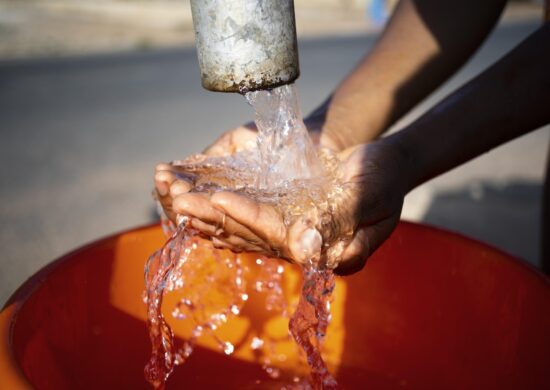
[{"left": 6, "top": 222, "right": 550, "bottom": 389}]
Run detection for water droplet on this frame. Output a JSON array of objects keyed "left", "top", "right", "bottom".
[
  {"left": 250, "top": 337, "right": 264, "bottom": 350},
  {"left": 172, "top": 308, "right": 186, "bottom": 320},
  {"left": 210, "top": 313, "right": 227, "bottom": 323},
  {"left": 265, "top": 366, "right": 280, "bottom": 379},
  {"left": 174, "top": 354, "right": 183, "bottom": 365},
  {"left": 223, "top": 342, "right": 234, "bottom": 355},
  {"left": 176, "top": 215, "right": 188, "bottom": 225},
  {"left": 230, "top": 305, "right": 240, "bottom": 315},
  {"left": 183, "top": 299, "right": 193, "bottom": 308},
  {"left": 145, "top": 84, "right": 340, "bottom": 388},
  {"left": 192, "top": 325, "right": 203, "bottom": 338},
  {"left": 182, "top": 343, "right": 193, "bottom": 358}
]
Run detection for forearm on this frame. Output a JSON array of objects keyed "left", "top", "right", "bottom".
[
  {"left": 307, "top": 0, "right": 506, "bottom": 151},
  {"left": 387, "top": 24, "right": 550, "bottom": 192}
]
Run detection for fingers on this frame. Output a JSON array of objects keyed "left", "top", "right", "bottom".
[
  {"left": 155, "top": 163, "right": 192, "bottom": 223},
  {"left": 210, "top": 192, "right": 287, "bottom": 251},
  {"left": 334, "top": 214, "right": 400, "bottom": 276},
  {"left": 170, "top": 180, "right": 192, "bottom": 198},
  {"left": 174, "top": 193, "right": 267, "bottom": 247},
  {"left": 154, "top": 163, "right": 176, "bottom": 197},
  {"left": 203, "top": 126, "right": 257, "bottom": 157},
  {"left": 173, "top": 192, "right": 223, "bottom": 226},
  {"left": 155, "top": 164, "right": 177, "bottom": 221},
  {"left": 211, "top": 236, "right": 264, "bottom": 253},
  {"left": 191, "top": 217, "right": 265, "bottom": 252},
  {"left": 203, "top": 133, "right": 232, "bottom": 157},
  {"left": 229, "top": 126, "right": 257, "bottom": 151}
]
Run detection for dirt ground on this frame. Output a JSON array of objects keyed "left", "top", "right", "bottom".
[{"left": 0, "top": 0, "right": 544, "bottom": 60}]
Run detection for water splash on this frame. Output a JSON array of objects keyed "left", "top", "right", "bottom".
[
  {"left": 289, "top": 263, "right": 337, "bottom": 389},
  {"left": 245, "top": 85, "right": 323, "bottom": 189},
  {"left": 145, "top": 84, "right": 343, "bottom": 388},
  {"left": 144, "top": 222, "right": 247, "bottom": 388}
]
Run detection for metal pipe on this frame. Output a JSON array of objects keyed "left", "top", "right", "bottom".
[{"left": 190, "top": 0, "right": 300, "bottom": 93}]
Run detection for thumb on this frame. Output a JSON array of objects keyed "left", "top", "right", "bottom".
[{"left": 287, "top": 219, "right": 323, "bottom": 265}]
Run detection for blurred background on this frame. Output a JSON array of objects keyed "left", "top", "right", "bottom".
[{"left": 0, "top": 0, "right": 548, "bottom": 305}]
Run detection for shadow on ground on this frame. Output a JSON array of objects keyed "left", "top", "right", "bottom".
[{"left": 421, "top": 180, "right": 542, "bottom": 268}]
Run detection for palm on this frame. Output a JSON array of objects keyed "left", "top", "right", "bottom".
[{"left": 169, "top": 141, "right": 406, "bottom": 274}]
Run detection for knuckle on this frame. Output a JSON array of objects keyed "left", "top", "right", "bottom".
[{"left": 155, "top": 162, "right": 171, "bottom": 172}]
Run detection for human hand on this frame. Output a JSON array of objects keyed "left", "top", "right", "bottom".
[
  {"left": 170, "top": 140, "right": 408, "bottom": 275},
  {"left": 153, "top": 118, "right": 334, "bottom": 223},
  {"left": 154, "top": 124, "right": 258, "bottom": 221}
]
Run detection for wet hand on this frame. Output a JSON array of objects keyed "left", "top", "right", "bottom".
[
  {"left": 154, "top": 125, "right": 258, "bottom": 221},
  {"left": 171, "top": 140, "right": 408, "bottom": 275},
  {"left": 154, "top": 120, "right": 333, "bottom": 224}
]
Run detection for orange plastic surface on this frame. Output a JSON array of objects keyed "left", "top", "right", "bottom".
[{"left": 1, "top": 222, "right": 549, "bottom": 389}]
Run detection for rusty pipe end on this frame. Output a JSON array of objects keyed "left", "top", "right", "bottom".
[{"left": 191, "top": 0, "right": 300, "bottom": 93}]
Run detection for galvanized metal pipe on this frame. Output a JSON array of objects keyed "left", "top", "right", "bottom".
[{"left": 190, "top": 0, "right": 300, "bottom": 93}]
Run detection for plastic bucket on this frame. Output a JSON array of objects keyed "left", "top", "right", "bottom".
[{"left": 1, "top": 222, "right": 549, "bottom": 389}]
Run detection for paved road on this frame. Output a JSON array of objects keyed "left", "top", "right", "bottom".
[{"left": 0, "top": 18, "right": 548, "bottom": 305}]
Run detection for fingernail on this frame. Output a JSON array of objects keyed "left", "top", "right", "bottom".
[
  {"left": 170, "top": 181, "right": 190, "bottom": 197},
  {"left": 155, "top": 181, "right": 169, "bottom": 196},
  {"left": 299, "top": 228, "right": 322, "bottom": 260}
]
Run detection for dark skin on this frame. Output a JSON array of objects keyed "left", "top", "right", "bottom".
[{"left": 156, "top": 0, "right": 550, "bottom": 274}]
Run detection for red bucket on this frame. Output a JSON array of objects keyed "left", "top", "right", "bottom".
[{"left": 1, "top": 222, "right": 549, "bottom": 389}]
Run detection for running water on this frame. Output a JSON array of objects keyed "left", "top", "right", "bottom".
[
  {"left": 144, "top": 223, "right": 247, "bottom": 388},
  {"left": 145, "top": 84, "right": 348, "bottom": 389}
]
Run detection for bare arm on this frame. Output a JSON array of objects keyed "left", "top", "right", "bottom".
[
  {"left": 157, "top": 1, "right": 549, "bottom": 274},
  {"left": 388, "top": 23, "right": 550, "bottom": 192},
  {"left": 166, "top": 23, "right": 550, "bottom": 274},
  {"left": 308, "top": 0, "right": 507, "bottom": 151}
]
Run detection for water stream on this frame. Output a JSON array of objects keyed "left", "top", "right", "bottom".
[{"left": 144, "top": 84, "right": 345, "bottom": 389}]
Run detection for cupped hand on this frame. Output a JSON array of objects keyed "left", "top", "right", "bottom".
[
  {"left": 154, "top": 124, "right": 258, "bottom": 221},
  {"left": 165, "top": 140, "right": 408, "bottom": 275},
  {"left": 154, "top": 119, "right": 329, "bottom": 224}
]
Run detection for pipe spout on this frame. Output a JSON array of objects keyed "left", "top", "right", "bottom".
[{"left": 190, "top": 0, "right": 300, "bottom": 93}]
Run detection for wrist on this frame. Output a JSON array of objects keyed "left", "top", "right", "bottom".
[
  {"left": 304, "top": 100, "right": 339, "bottom": 150},
  {"left": 304, "top": 106, "right": 364, "bottom": 152},
  {"left": 305, "top": 94, "right": 395, "bottom": 152},
  {"left": 380, "top": 132, "right": 419, "bottom": 195},
  {"left": 305, "top": 96, "right": 370, "bottom": 152}
]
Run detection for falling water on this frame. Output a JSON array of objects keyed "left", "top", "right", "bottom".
[{"left": 145, "top": 84, "right": 346, "bottom": 389}]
